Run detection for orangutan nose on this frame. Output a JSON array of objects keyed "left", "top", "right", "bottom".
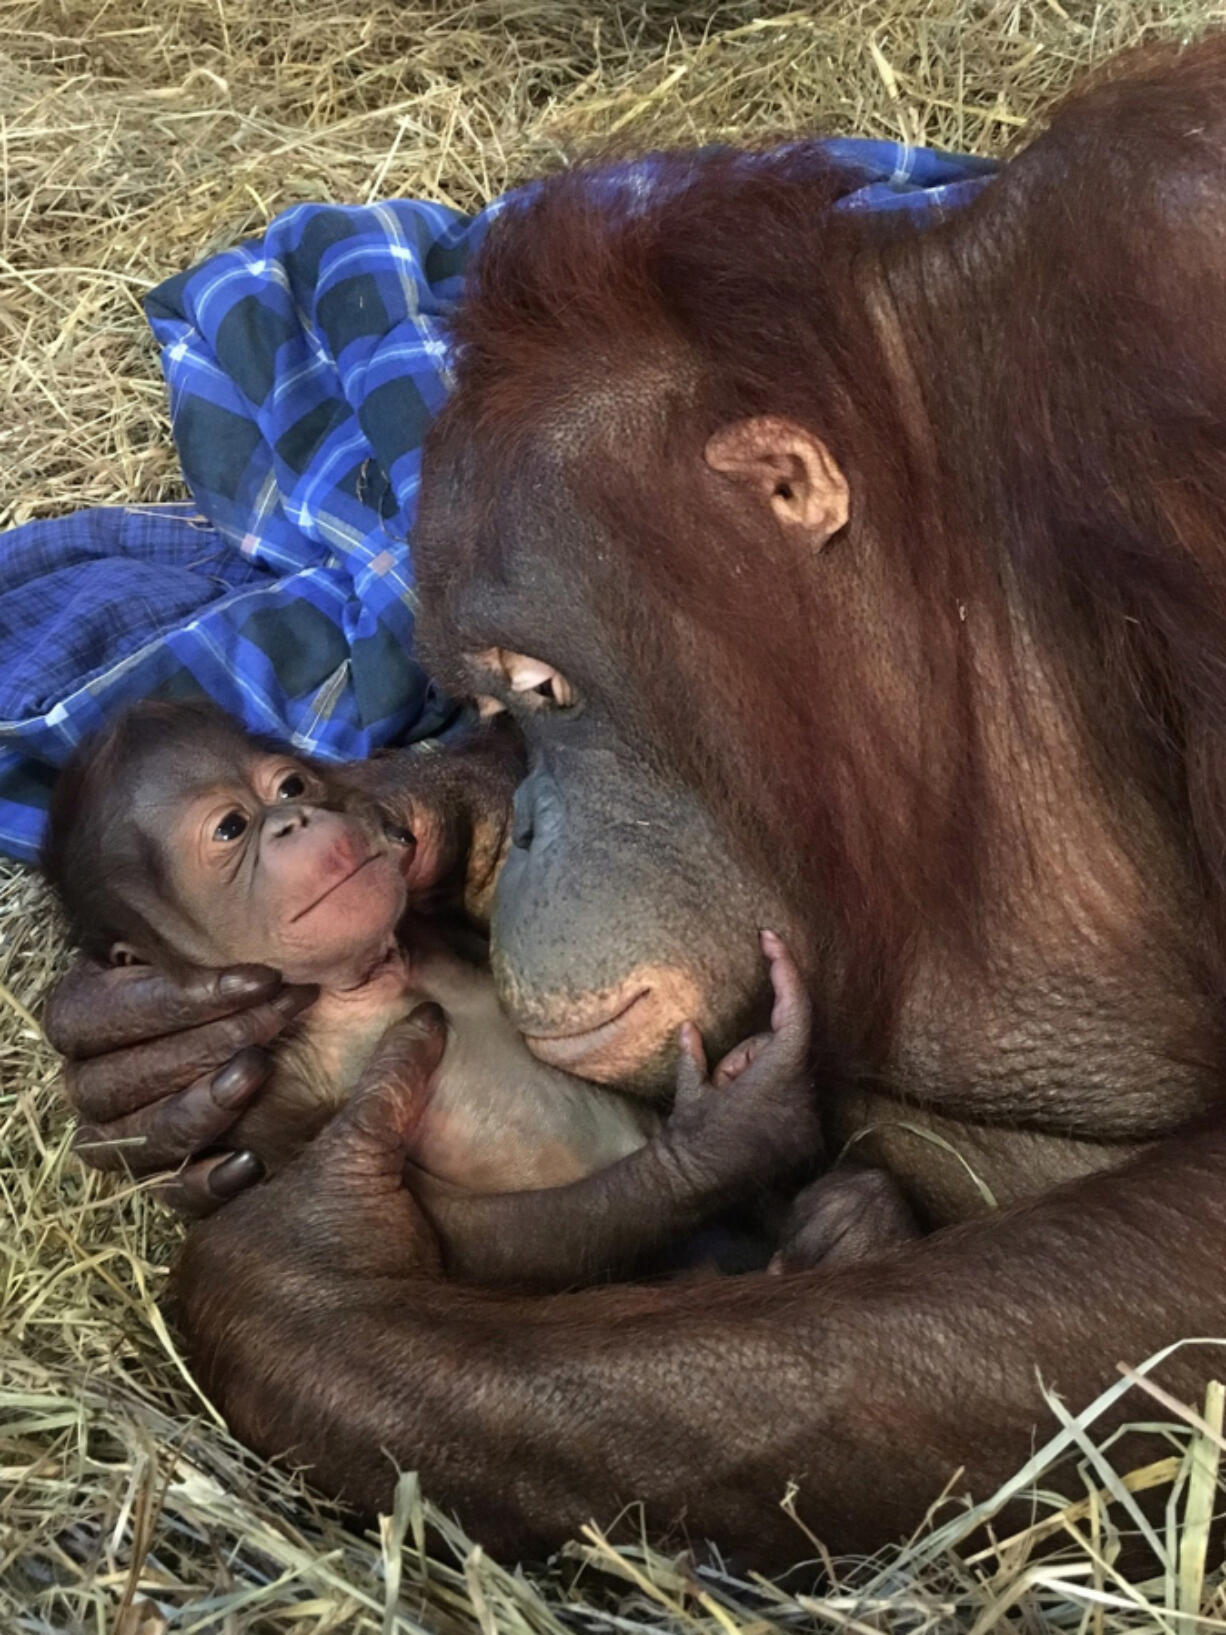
[
  {"left": 510, "top": 770, "right": 564, "bottom": 856},
  {"left": 266, "top": 807, "right": 311, "bottom": 842}
]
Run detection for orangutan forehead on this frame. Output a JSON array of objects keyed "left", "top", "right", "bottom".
[
  {"left": 441, "top": 338, "right": 699, "bottom": 480},
  {"left": 542, "top": 357, "right": 698, "bottom": 459},
  {"left": 121, "top": 738, "right": 296, "bottom": 851},
  {"left": 133, "top": 736, "right": 256, "bottom": 802}
]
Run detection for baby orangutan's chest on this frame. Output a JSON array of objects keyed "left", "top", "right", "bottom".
[{"left": 227, "top": 948, "right": 656, "bottom": 1191}]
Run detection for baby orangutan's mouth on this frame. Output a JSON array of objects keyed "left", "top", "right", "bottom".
[
  {"left": 392, "top": 820, "right": 450, "bottom": 901},
  {"left": 291, "top": 854, "right": 380, "bottom": 921}
]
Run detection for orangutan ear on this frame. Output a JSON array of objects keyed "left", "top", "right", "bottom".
[
  {"left": 705, "top": 416, "right": 849, "bottom": 545},
  {"left": 109, "top": 942, "right": 149, "bottom": 968}
]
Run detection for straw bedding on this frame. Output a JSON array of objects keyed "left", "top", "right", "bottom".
[{"left": 6, "top": 3, "right": 1226, "bottom": 1629}]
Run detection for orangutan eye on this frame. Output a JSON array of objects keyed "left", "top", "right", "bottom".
[
  {"left": 276, "top": 773, "right": 306, "bottom": 800},
  {"left": 213, "top": 810, "right": 249, "bottom": 843},
  {"left": 507, "top": 657, "right": 574, "bottom": 708},
  {"left": 528, "top": 672, "right": 575, "bottom": 706},
  {"left": 469, "top": 650, "right": 577, "bottom": 715}
]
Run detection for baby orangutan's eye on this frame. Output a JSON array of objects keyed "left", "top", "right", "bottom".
[
  {"left": 276, "top": 773, "right": 306, "bottom": 800},
  {"left": 213, "top": 810, "right": 249, "bottom": 843}
]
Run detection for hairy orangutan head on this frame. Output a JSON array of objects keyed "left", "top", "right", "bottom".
[
  {"left": 44, "top": 702, "right": 414, "bottom": 991},
  {"left": 410, "top": 154, "right": 909, "bottom": 1092}
]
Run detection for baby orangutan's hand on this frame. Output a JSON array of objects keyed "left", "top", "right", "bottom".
[{"left": 657, "top": 931, "right": 821, "bottom": 1206}]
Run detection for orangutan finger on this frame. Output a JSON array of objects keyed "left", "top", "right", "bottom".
[
  {"left": 759, "top": 931, "right": 811, "bottom": 1062},
  {"left": 43, "top": 957, "right": 285, "bottom": 1059},
  {"left": 61, "top": 988, "right": 316, "bottom": 1125},
  {"left": 321, "top": 1003, "right": 449, "bottom": 1189},
  {"left": 157, "top": 1150, "right": 266, "bottom": 1217},
  {"left": 71, "top": 1046, "right": 274, "bottom": 1173},
  {"left": 673, "top": 1022, "right": 709, "bottom": 1105}
]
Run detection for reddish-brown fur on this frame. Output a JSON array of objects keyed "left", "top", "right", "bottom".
[
  {"left": 422, "top": 54, "right": 1226, "bottom": 1058},
  {"left": 51, "top": 35, "right": 1226, "bottom": 1566}
]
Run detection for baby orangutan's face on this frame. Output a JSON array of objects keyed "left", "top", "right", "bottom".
[{"left": 131, "top": 740, "right": 409, "bottom": 989}]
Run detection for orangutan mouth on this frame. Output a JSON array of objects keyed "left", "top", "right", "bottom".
[
  {"left": 290, "top": 854, "right": 379, "bottom": 921},
  {"left": 522, "top": 989, "right": 652, "bottom": 1072}
]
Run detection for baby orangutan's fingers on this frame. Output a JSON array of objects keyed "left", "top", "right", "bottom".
[
  {"left": 316, "top": 1003, "right": 449, "bottom": 1195},
  {"left": 760, "top": 930, "right": 811, "bottom": 1065},
  {"left": 44, "top": 956, "right": 285, "bottom": 1059},
  {"left": 711, "top": 1032, "right": 770, "bottom": 1088},
  {"left": 158, "top": 1150, "right": 266, "bottom": 1218},
  {"left": 73, "top": 1045, "right": 274, "bottom": 1176},
  {"left": 673, "top": 1022, "right": 709, "bottom": 1107},
  {"left": 653, "top": 931, "right": 821, "bottom": 1200}
]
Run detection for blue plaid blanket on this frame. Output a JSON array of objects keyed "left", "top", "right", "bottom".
[{"left": 0, "top": 140, "right": 997, "bottom": 861}]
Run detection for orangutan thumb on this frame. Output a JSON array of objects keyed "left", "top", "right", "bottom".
[{"left": 329, "top": 1002, "right": 448, "bottom": 1176}]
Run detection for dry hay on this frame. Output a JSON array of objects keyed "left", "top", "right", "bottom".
[{"left": 6, "top": 1, "right": 1226, "bottom": 1629}]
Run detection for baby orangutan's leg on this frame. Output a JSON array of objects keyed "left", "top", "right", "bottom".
[{"left": 770, "top": 1165, "right": 921, "bottom": 1272}]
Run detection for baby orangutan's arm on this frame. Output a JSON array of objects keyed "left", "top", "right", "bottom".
[{"left": 414, "top": 934, "right": 821, "bottom": 1290}]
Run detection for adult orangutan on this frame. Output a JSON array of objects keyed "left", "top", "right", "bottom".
[{"left": 45, "top": 36, "right": 1226, "bottom": 1561}]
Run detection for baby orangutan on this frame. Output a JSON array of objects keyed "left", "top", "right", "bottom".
[{"left": 45, "top": 701, "right": 912, "bottom": 1289}]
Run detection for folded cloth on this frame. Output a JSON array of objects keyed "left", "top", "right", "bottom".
[{"left": 0, "top": 140, "right": 998, "bottom": 862}]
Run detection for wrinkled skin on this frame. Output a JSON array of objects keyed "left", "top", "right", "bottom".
[
  {"left": 419, "top": 551, "right": 796, "bottom": 1095},
  {"left": 109, "top": 729, "right": 410, "bottom": 989},
  {"left": 46, "top": 36, "right": 1226, "bottom": 1565},
  {"left": 46, "top": 732, "right": 522, "bottom": 1212}
]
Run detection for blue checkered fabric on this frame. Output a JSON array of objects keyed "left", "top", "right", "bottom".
[{"left": 0, "top": 140, "right": 997, "bottom": 861}]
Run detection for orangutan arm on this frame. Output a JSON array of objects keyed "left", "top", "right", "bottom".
[
  {"left": 172, "top": 1013, "right": 1226, "bottom": 1564},
  {"left": 412, "top": 1101, "right": 791, "bottom": 1291}
]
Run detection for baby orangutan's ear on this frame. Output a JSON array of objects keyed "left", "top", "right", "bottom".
[{"left": 109, "top": 941, "right": 150, "bottom": 968}]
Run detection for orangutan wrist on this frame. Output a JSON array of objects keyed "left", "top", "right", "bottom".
[
  {"left": 647, "top": 1124, "right": 759, "bottom": 1215},
  {"left": 654, "top": 1081, "right": 812, "bottom": 1207}
]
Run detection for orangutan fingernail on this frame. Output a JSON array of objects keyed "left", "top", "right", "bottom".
[
  {"left": 273, "top": 984, "right": 319, "bottom": 1017},
  {"left": 207, "top": 1151, "right": 264, "bottom": 1198},
  {"left": 219, "top": 965, "right": 278, "bottom": 998},
  {"left": 211, "top": 1048, "right": 267, "bottom": 1106}
]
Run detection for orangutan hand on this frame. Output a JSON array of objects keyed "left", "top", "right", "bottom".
[
  {"left": 661, "top": 931, "right": 821, "bottom": 1200},
  {"left": 770, "top": 1165, "right": 922, "bottom": 1271},
  {"left": 174, "top": 1004, "right": 448, "bottom": 1291},
  {"left": 327, "top": 729, "right": 520, "bottom": 925},
  {"left": 43, "top": 955, "right": 318, "bottom": 1215}
]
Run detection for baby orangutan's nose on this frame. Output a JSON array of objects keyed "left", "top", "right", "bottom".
[{"left": 265, "top": 806, "right": 312, "bottom": 843}]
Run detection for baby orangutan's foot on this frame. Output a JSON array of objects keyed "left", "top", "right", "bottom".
[
  {"left": 656, "top": 932, "right": 821, "bottom": 1204},
  {"left": 770, "top": 1166, "right": 921, "bottom": 1272}
]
